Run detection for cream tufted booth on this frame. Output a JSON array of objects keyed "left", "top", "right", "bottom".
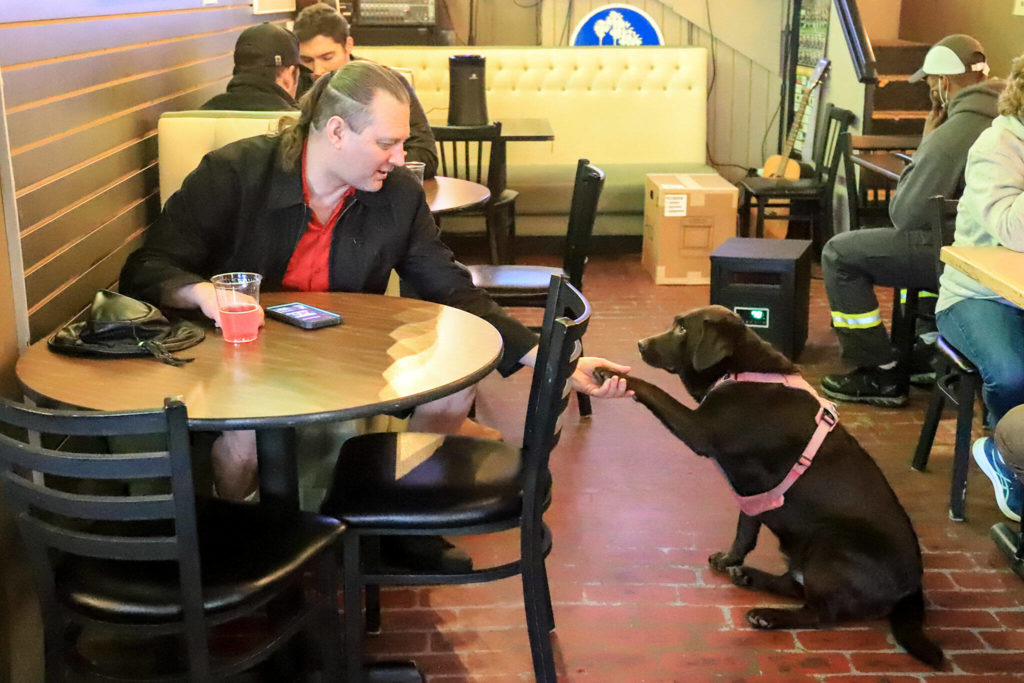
[
  {"left": 157, "top": 110, "right": 298, "bottom": 204},
  {"left": 357, "top": 46, "right": 713, "bottom": 236}
]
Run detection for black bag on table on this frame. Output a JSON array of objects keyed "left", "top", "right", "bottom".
[{"left": 48, "top": 290, "right": 205, "bottom": 366}]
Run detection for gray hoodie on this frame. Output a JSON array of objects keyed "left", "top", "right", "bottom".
[
  {"left": 889, "top": 79, "right": 1004, "bottom": 234},
  {"left": 936, "top": 114, "right": 1024, "bottom": 313}
]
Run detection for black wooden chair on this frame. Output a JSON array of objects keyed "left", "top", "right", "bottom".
[
  {"left": 0, "top": 397, "right": 344, "bottom": 682},
  {"left": 911, "top": 196, "right": 985, "bottom": 521},
  {"left": 467, "top": 158, "right": 605, "bottom": 417},
  {"left": 320, "top": 274, "right": 591, "bottom": 682},
  {"left": 739, "top": 104, "right": 856, "bottom": 255},
  {"left": 434, "top": 121, "right": 519, "bottom": 264}
]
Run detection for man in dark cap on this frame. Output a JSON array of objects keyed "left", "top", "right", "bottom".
[
  {"left": 819, "top": 34, "right": 1003, "bottom": 407},
  {"left": 201, "top": 22, "right": 302, "bottom": 111}
]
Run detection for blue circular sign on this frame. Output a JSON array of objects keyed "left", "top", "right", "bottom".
[{"left": 570, "top": 4, "right": 665, "bottom": 47}]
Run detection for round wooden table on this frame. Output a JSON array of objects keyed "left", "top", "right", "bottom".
[
  {"left": 17, "top": 291, "right": 503, "bottom": 507},
  {"left": 424, "top": 176, "right": 490, "bottom": 215}
]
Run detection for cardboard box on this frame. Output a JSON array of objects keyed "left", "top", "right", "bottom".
[{"left": 642, "top": 173, "right": 739, "bottom": 285}]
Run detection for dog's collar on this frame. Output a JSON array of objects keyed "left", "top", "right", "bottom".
[{"left": 707, "top": 372, "right": 839, "bottom": 516}]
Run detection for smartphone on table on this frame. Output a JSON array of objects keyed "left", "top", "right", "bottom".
[{"left": 265, "top": 302, "right": 344, "bottom": 330}]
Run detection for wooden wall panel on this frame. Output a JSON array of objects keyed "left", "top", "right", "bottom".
[
  {"left": 13, "top": 84, "right": 222, "bottom": 190},
  {"left": 0, "top": 2, "right": 250, "bottom": 23},
  {"left": 2, "top": 32, "right": 237, "bottom": 110},
  {"left": 0, "top": 8, "right": 254, "bottom": 66},
  {"left": 0, "top": 6, "right": 288, "bottom": 342},
  {"left": 8, "top": 57, "right": 233, "bottom": 151},
  {"left": 16, "top": 137, "right": 158, "bottom": 230},
  {"left": 25, "top": 195, "right": 158, "bottom": 311},
  {"left": 21, "top": 166, "right": 158, "bottom": 271}
]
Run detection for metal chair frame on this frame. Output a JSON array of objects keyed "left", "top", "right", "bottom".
[{"left": 0, "top": 397, "right": 343, "bottom": 681}]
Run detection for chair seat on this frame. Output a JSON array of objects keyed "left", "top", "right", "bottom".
[
  {"left": 57, "top": 498, "right": 343, "bottom": 623},
  {"left": 468, "top": 264, "right": 566, "bottom": 295},
  {"left": 739, "top": 176, "right": 824, "bottom": 198},
  {"left": 936, "top": 335, "right": 978, "bottom": 373},
  {"left": 320, "top": 432, "right": 527, "bottom": 529}
]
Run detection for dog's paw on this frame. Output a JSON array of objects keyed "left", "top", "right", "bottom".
[
  {"left": 727, "top": 565, "right": 754, "bottom": 587},
  {"left": 745, "top": 608, "right": 778, "bottom": 629},
  {"left": 593, "top": 367, "right": 627, "bottom": 384},
  {"left": 708, "top": 552, "right": 742, "bottom": 573}
]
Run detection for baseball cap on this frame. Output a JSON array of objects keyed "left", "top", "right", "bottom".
[
  {"left": 909, "top": 34, "right": 989, "bottom": 83},
  {"left": 234, "top": 23, "right": 300, "bottom": 68}
]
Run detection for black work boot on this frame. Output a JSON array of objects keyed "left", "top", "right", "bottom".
[
  {"left": 821, "top": 366, "right": 908, "bottom": 407},
  {"left": 909, "top": 341, "right": 938, "bottom": 387}
]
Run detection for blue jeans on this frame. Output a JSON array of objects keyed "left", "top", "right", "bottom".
[{"left": 936, "top": 299, "right": 1024, "bottom": 424}]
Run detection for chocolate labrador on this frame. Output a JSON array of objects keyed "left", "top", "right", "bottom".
[{"left": 595, "top": 305, "right": 943, "bottom": 668}]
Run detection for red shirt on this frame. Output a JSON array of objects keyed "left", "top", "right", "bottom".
[{"left": 282, "top": 149, "right": 355, "bottom": 292}]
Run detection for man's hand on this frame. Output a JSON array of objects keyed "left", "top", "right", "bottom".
[
  {"left": 572, "top": 357, "right": 633, "bottom": 399},
  {"left": 923, "top": 87, "right": 947, "bottom": 136},
  {"left": 169, "top": 282, "right": 264, "bottom": 329}
]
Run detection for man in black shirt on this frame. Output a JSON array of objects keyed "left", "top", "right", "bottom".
[{"left": 201, "top": 23, "right": 302, "bottom": 112}]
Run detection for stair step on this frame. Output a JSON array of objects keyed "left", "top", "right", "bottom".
[
  {"left": 873, "top": 39, "right": 930, "bottom": 76},
  {"left": 872, "top": 110, "right": 928, "bottom": 120},
  {"left": 867, "top": 117, "right": 926, "bottom": 136},
  {"left": 873, "top": 79, "right": 931, "bottom": 112}
]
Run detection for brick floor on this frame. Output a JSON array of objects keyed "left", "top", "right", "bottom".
[{"left": 364, "top": 249, "right": 1024, "bottom": 682}]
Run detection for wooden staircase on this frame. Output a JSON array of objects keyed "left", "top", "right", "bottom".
[{"left": 864, "top": 39, "right": 932, "bottom": 135}]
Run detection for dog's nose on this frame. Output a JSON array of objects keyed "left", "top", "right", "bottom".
[{"left": 638, "top": 338, "right": 648, "bottom": 354}]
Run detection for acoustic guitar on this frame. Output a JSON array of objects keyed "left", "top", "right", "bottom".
[{"left": 763, "top": 57, "right": 832, "bottom": 180}]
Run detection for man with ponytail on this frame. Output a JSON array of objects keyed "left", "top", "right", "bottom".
[{"left": 121, "top": 60, "right": 630, "bottom": 570}]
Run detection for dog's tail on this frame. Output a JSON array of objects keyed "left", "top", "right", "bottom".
[{"left": 889, "top": 590, "right": 943, "bottom": 669}]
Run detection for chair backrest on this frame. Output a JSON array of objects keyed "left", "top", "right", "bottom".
[
  {"left": 158, "top": 110, "right": 298, "bottom": 204},
  {"left": 520, "top": 275, "right": 590, "bottom": 509},
  {"left": 0, "top": 398, "right": 208, "bottom": 669},
  {"left": 433, "top": 121, "right": 505, "bottom": 195},
  {"left": 929, "top": 194, "right": 959, "bottom": 281},
  {"left": 563, "top": 158, "right": 606, "bottom": 291},
  {"left": 813, "top": 104, "right": 857, "bottom": 184}
]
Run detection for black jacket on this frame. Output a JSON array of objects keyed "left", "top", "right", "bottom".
[
  {"left": 200, "top": 72, "right": 298, "bottom": 112},
  {"left": 119, "top": 135, "right": 535, "bottom": 375}
]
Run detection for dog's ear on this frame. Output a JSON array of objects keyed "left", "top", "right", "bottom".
[{"left": 690, "top": 318, "right": 732, "bottom": 372}]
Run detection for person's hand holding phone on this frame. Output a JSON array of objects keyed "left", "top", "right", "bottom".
[{"left": 924, "top": 85, "right": 948, "bottom": 136}]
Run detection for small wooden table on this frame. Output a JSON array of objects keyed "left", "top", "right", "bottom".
[
  {"left": 941, "top": 246, "right": 1024, "bottom": 308},
  {"left": 17, "top": 291, "right": 503, "bottom": 508},
  {"left": 940, "top": 245, "right": 1024, "bottom": 578},
  {"left": 851, "top": 151, "right": 906, "bottom": 183},
  {"left": 850, "top": 134, "right": 920, "bottom": 152},
  {"left": 424, "top": 176, "right": 490, "bottom": 215},
  {"left": 429, "top": 118, "right": 555, "bottom": 143}
]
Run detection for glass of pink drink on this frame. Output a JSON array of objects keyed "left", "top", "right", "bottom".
[{"left": 210, "top": 272, "right": 263, "bottom": 343}]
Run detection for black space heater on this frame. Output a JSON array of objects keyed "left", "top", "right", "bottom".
[{"left": 448, "top": 55, "right": 488, "bottom": 125}]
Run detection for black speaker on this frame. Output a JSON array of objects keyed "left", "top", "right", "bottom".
[
  {"left": 447, "top": 55, "right": 488, "bottom": 125},
  {"left": 710, "top": 238, "right": 812, "bottom": 360}
]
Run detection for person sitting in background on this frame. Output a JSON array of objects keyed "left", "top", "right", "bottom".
[
  {"left": 120, "top": 61, "right": 630, "bottom": 568},
  {"left": 200, "top": 23, "right": 301, "bottom": 112},
  {"left": 819, "top": 34, "right": 1002, "bottom": 407},
  {"left": 293, "top": 2, "right": 438, "bottom": 178},
  {"left": 975, "top": 404, "right": 1024, "bottom": 523},
  {"left": 935, "top": 53, "right": 1024, "bottom": 521}
]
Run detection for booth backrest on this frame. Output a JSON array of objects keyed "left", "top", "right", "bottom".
[
  {"left": 157, "top": 110, "right": 298, "bottom": 204},
  {"left": 356, "top": 46, "right": 707, "bottom": 168}
]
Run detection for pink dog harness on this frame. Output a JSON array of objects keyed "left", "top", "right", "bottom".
[{"left": 706, "top": 372, "right": 839, "bottom": 516}]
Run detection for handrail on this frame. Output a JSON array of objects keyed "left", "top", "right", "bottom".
[{"left": 833, "top": 0, "right": 878, "bottom": 84}]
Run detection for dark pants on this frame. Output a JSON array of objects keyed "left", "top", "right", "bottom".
[{"left": 822, "top": 227, "right": 938, "bottom": 367}]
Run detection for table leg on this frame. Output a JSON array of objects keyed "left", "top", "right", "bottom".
[
  {"left": 256, "top": 427, "right": 299, "bottom": 509},
  {"left": 990, "top": 522, "right": 1024, "bottom": 581}
]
